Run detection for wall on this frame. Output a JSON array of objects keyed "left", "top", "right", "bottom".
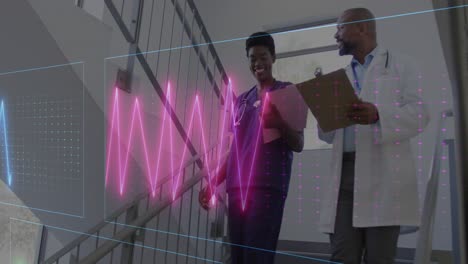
[
  {"left": 82, "top": 0, "right": 106, "bottom": 20},
  {"left": 0, "top": 0, "right": 112, "bottom": 253}
]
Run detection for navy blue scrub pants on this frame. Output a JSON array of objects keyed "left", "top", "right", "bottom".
[{"left": 227, "top": 188, "right": 287, "bottom": 264}]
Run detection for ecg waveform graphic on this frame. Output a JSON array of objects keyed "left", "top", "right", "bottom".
[
  {"left": 106, "top": 81, "right": 266, "bottom": 210},
  {"left": 0, "top": 100, "right": 12, "bottom": 187},
  {"left": 105, "top": 83, "right": 221, "bottom": 200}
]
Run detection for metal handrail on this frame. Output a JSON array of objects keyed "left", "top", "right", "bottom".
[
  {"left": 105, "top": 0, "right": 206, "bottom": 169},
  {"left": 42, "top": 137, "right": 226, "bottom": 263},
  {"left": 414, "top": 109, "right": 453, "bottom": 263},
  {"left": 79, "top": 150, "right": 229, "bottom": 263},
  {"left": 56, "top": 1, "right": 232, "bottom": 263},
  {"left": 185, "top": 0, "right": 229, "bottom": 86},
  {"left": 74, "top": 0, "right": 231, "bottom": 89},
  {"left": 170, "top": 0, "right": 231, "bottom": 103}
]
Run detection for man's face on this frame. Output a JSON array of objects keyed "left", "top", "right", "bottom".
[
  {"left": 248, "top": 46, "right": 275, "bottom": 83},
  {"left": 334, "top": 12, "right": 361, "bottom": 56}
]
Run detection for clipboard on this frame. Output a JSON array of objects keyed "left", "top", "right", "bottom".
[
  {"left": 262, "top": 84, "right": 308, "bottom": 143},
  {"left": 296, "top": 69, "right": 360, "bottom": 132},
  {"left": 268, "top": 84, "right": 308, "bottom": 131}
]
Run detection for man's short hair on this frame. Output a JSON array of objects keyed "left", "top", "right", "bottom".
[
  {"left": 343, "top": 8, "right": 376, "bottom": 34},
  {"left": 245, "top": 32, "right": 275, "bottom": 57}
]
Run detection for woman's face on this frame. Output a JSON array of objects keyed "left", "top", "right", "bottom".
[{"left": 247, "top": 45, "right": 275, "bottom": 83}]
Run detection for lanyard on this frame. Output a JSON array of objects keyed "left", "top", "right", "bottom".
[
  {"left": 351, "top": 50, "right": 389, "bottom": 92},
  {"left": 234, "top": 99, "right": 247, "bottom": 126},
  {"left": 351, "top": 63, "right": 361, "bottom": 92},
  {"left": 351, "top": 50, "right": 390, "bottom": 92}
]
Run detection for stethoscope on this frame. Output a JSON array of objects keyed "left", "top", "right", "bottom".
[
  {"left": 234, "top": 82, "right": 277, "bottom": 127},
  {"left": 379, "top": 50, "right": 390, "bottom": 74},
  {"left": 383, "top": 50, "right": 390, "bottom": 72},
  {"left": 234, "top": 98, "right": 248, "bottom": 127},
  {"left": 351, "top": 50, "right": 391, "bottom": 90}
]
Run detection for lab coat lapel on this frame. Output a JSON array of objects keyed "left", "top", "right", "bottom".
[{"left": 360, "top": 47, "right": 388, "bottom": 100}]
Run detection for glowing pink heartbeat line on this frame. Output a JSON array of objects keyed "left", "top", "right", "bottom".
[
  {"left": 226, "top": 81, "right": 247, "bottom": 209},
  {"left": 154, "top": 83, "right": 174, "bottom": 197},
  {"left": 106, "top": 80, "right": 270, "bottom": 210},
  {"left": 105, "top": 83, "right": 215, "bottom": 199},
  {"left": 244, "top": 92, "right": 269, "bottom": 210},
  {"left": 172, "top": 95, "right": 214, "bottom": 200},
  {"left": 218, "top": 80, "right": 269, "bottom": 211},
  {"left": 211, "top": 79, "right": 234, "bottom": 206},
  {"left": 105, "top": 87, "right": 155, "bottom": 196}
]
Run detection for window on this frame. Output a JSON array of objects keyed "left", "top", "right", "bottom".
[{"left": 271, "top": 22, "right": 351, "bottom": 150}]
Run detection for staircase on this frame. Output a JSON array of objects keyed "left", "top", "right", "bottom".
[
  {"left": 43, "top": 146, "right": 230, "bottom": 264},
  {"left": 37, "top": 0, "right": 233, "bottom": 263}
]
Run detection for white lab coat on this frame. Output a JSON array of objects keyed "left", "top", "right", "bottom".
[{"left": 318, "top": 47, "right": 430, "bottom": 233}]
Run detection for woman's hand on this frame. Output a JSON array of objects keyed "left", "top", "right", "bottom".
[
  {"left": 262, "top": 102, "right": 285, "bottom": 129},
  {"left": 199, "top": 186, "right": 214, "bottom": 210}
]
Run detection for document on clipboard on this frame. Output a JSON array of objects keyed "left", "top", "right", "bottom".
[
  {"left": 296, "top": 69, "right": 360, "bottom": 132},
  {"left": 263, "top": 85, "right": 308, "bottom": 143}
]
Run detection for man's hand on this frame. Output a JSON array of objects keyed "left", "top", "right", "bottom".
[
  {"left": 199, "top": 186, "right": 214, "bottom": 211},
  {"left": 347, "top": 101, "right": 379, "bottom": 125},
  {"left": 262, "top": 102, "right": 285, "bottom": 129}
]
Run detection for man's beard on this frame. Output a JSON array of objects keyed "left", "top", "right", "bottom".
[{"left": 338, "top": 42, "right": 353, "bottom": 56}]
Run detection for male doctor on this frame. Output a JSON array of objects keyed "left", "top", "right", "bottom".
[{"left": 318, "top": 8, "right": 430, "bottom": 263}]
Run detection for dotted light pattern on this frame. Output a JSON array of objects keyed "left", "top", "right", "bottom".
[
  {"left": 0, "top": 96, "right": 83, "bottom": 215},
  {"left": 296, "top": 68, "right": 455, "bottom": 235}
]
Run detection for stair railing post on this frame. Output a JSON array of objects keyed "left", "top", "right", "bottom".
[{"left": 120, "top": 204, "right": 139, "bottom": 263}]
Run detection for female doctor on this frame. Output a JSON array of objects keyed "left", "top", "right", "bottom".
[{"left": 318, "top": 8, "right": 430, "bottom": 264}]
